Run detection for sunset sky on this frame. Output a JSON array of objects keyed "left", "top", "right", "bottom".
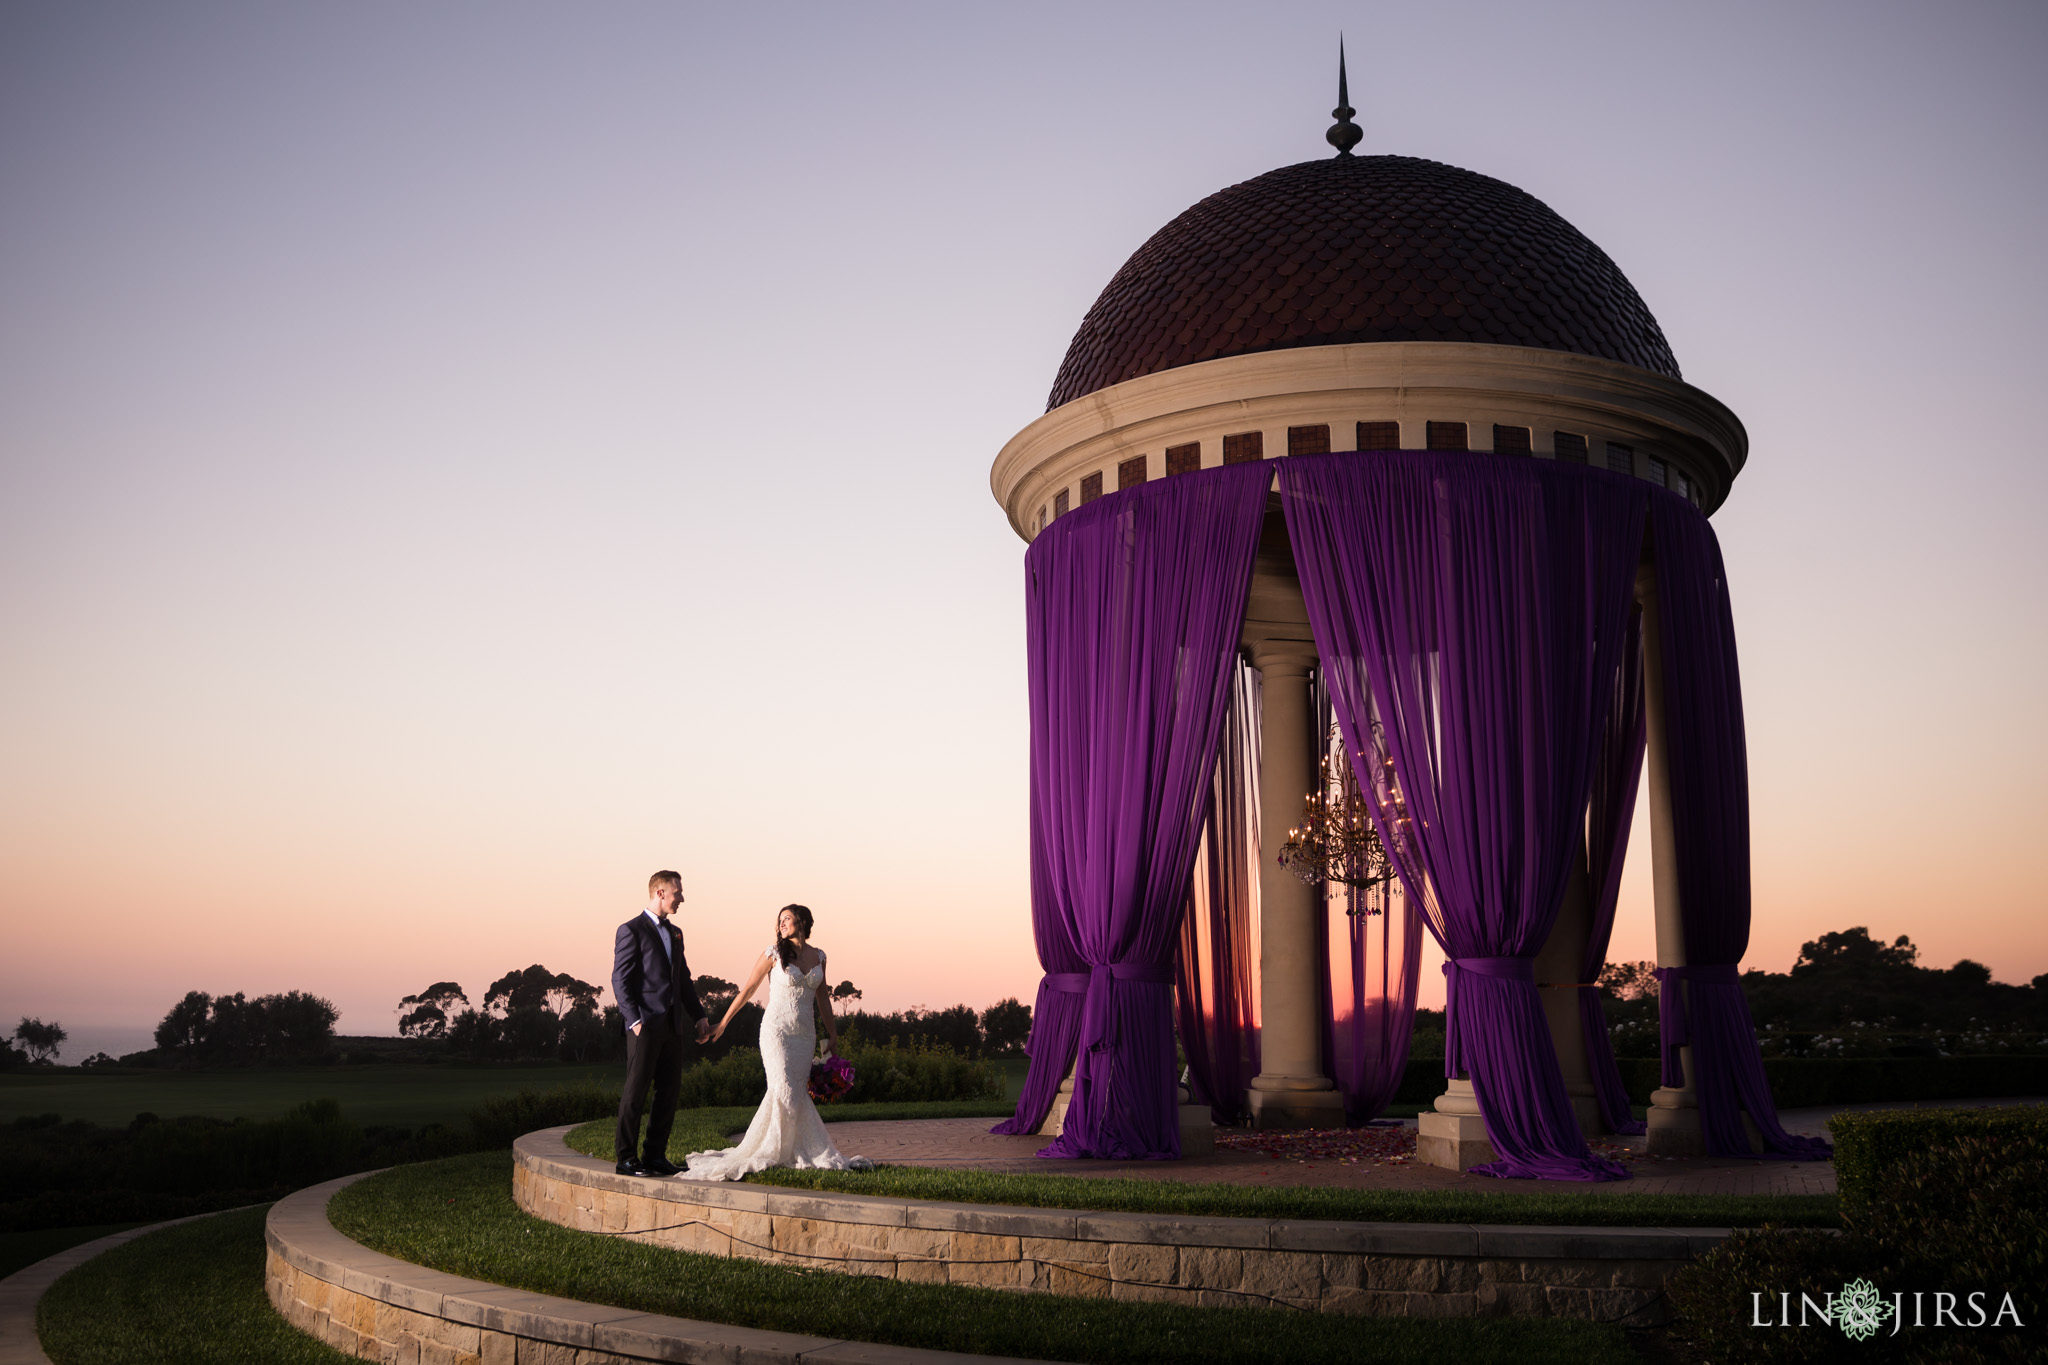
[{"left": 4, "top": 1, "right": 2044, "bottom": 1058}]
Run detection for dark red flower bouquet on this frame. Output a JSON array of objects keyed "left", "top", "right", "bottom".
[{"left": 808, "top": 1054, "right": 855, "bottom": 1104}]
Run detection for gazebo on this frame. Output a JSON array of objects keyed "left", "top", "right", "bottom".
[{"left": 987, "top": 75, "right": 1831, "bottom": 1178}]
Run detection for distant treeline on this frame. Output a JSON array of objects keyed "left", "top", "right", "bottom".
[
  {"left": 1393, "top": 927, "right": 2046, "bottom": 1065},
  {"left": 1597, "top": 927, "right": 2048, "bottom": 1059},
  {"left": 23, "top": 966, "right": 1036, "bottom": 1070}
]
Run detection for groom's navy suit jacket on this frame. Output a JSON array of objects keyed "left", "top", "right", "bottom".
[{"left": 612, "top": 913, "right": 707, "bottom": 1034}]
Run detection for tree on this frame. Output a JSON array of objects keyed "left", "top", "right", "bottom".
[
  {"left": 155, "top": 991, "right": 213, "bottom": 1059},
  {"left": 14, "top": 1017, "right": 66, "bottom": 1065},
  {"left": 206, "top": 992, "right": 262, "bottom": 1062},
  {"left": 481, "top": 964, "right": 604, "bottom": 1059},
  {"left": 396, "top": 982, "right": 470, "bottom": 1039},
  {"left": 486, "top": 965, "right": 574, "bottom": 1016},
  {"left": 980, "top": 998, "right": 1031, "bottom": 1056},
  {"left": 695, "top": 976, "right": 739, "bottom": 1013},
  {"left": 1791, "top": 927, "right": 1918, "bottom": 978},
  {"left": 832, "top": 981, "right": 863, "bottom": 1003},
  {"left": 256, "top": 991, "right": 339, "bottom": 1056},
  {"left": 448, "top": 1007, "right": 499, "bottom": 1059},
  {"left": 1598, "top": 961, "right": 1660, "bottom": 1001}
]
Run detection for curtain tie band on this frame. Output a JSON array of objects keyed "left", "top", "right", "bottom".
[
  {"left": 1651, "top": 963, "right": 1742, "bottom": 1087},
  {"left": 1110, "top": 963, "right": 1175, "bottom": 984},
  {"left": 1044, "top": 973, "right": 1091, "bottom": 993},
  {"left": 1442, "top": 957, "right": 1535, "bottom": 1076}
]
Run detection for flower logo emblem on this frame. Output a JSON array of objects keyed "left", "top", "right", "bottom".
[{"left": 1835, "top": 1279, "right": 1894, "bottom": 1341}]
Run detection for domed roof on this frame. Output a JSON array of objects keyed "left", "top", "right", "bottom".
[{"left": 1046, "top": 154, "right": 1680, "bottom": 411}]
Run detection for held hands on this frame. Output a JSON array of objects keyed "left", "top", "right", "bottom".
[{"left": 695, "top": 1018, "right": 712, "bottom": 1044}]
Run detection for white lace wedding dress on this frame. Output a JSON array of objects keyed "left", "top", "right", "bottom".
[{"left": 678, "top": 947, "right": 872, "bottom": 1181}]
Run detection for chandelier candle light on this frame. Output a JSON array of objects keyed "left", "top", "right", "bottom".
[{"left": 1277, "top": 725, "right": 1401, "bottom": 913}]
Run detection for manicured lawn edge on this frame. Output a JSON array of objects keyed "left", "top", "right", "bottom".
[
  {"left": 327, "top": 1151, "right": 1642, "bottom": 1365},
  {"left": 35, "top": 1205, "right": 354, "bottom": 1365},
  {"left": 561, "top": 1112, "right": 1837, "bottom": 1229}
]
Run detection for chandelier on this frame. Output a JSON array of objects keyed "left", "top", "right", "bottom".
[{"left": 1277, "top": 725, "right": 1404, "bottom": 915}]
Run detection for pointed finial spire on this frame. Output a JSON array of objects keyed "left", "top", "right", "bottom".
[{"left": 1327, "top": 37, "right": 1362, "bottom": 157}]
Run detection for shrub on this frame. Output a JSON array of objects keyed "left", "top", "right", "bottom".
[
  {"left": 466, "top": 1083, "right": 620, "bottom": 1150},
  {"left": 1667, "top": 1106, "right": 2046, "bottom": 1360},
  {"left": 840, "top": 1041, "right": 1002, "bottom": 1104},
  {"left": 675, "top": 1049, "right": 774, "bottom": 1108},
  {"left": 667, "top": 1041, "right": 1004, "bottom": 1109},
  {"left": 1830, "top": 1104, "right": 2048, "bottom": 1223}
]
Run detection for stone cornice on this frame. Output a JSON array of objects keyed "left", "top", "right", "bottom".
[{"left": 991, "top": 342, "right": 1749, "bottom": 542}]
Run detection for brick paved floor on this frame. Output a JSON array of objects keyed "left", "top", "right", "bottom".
[
  {"left": 818, "top": 1116, "right": 1837, "bottom": 1195},
  {"left": 810, "top": 1098, "right": 2043, "bottom": 1198}
]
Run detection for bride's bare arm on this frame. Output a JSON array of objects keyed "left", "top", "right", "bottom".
[{"left": 712, "top": 953, "right": 773, "bottom": 1041}]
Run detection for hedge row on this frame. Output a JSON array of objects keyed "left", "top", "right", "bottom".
[
  {"left": 1388, "top": 1055, "right": 2048, "bottom": 1109},
  {"left": 2, "top": 1043, "right": 999, "bottom": 1232},
  {"left": 1669, "top": 1106, "right": 2046, "bottom": 1360}
]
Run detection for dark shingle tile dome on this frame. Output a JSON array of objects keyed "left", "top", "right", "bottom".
[{"left": 1047, "top": 154, "right": 1680, "bottom": 411}]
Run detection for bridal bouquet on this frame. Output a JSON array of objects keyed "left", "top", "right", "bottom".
[{"left": 808, "top": 1054, "right": 855, "bottom": 1104}]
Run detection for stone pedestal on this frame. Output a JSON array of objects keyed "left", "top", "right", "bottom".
[
  {"left": 1038, "top": 1074, "right": 1217, "bottom": 1153},
  {"left": 1036, "top": 1073, "right": 1074, "bottom": 1138},
  {"left": 1417, "top": 1077, "right": 1497, "bottom": 1170},
  {"left": 1179, "top": 1102, "right": 1215, "bottom": 1155},
  {"left": 1248, "top": 1081, "right": 1347, "bottom": 1129}
]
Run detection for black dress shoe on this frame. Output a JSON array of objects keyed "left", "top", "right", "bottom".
[
  {"left": 641, "top": 1156, "right": 683, "bottom": 1176},
  {"left": 615, "top": 1157, "right": 649, "bottom": 1177}
]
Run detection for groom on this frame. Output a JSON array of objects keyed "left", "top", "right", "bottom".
[{"left": 611, "top": 870, "right": 710, "bottom": 1176}]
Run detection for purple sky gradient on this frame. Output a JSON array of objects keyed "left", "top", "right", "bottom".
[{"left": 3, "top": 1, "right": 2044, "bottom": 1052}]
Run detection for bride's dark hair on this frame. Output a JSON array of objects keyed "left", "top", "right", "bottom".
[{"left": 774, "top": 904, "right": 814, "bottom": 967}]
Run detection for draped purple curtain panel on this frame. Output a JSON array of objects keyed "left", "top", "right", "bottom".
[
  {"left": 1280, "top": 451, "right": 1643, "bottom": 1180},
  {"left": 1580, "top": 605, "right": 1649, "bottom": 1136},
  {"left": 1648, "top": 495, "right": 1831, "bottom": 1160},
  {"left": 1313, "top": 677, "right": 1425, "bottom": 1124},
  {"left": 993, "top": 462, "right": 1272, "bottom": 1159},
  {"left": 1175, "top": 659, "right": 1262, "bottom": 1126}
]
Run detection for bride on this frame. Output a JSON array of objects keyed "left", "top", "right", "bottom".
[{"left": 679, "top": 903, "right": 872, "bottom": 1180}]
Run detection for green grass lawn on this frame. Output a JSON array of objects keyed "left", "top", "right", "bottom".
[
  {"left": 562, "top": 1111, "right": 1836, "bottom": 1229},
  {"left": 331, "top": 1152, "right": 1643, "bottom": 1365},
  {"left": 0, "top": 1222, "right": 148, "bottom": 1279},
  {"left": 36, "top": 1205, "right": 355, "bottom": 1365},
  {"left": 0, "top": 1062, "right": 627, "bottom": 1129}
]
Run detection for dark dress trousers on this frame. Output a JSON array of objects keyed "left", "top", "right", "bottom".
[{"left": 611, "top": 912, "right": 708, "bottom": 1162}]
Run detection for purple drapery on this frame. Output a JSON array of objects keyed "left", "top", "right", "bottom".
[
  {"left": 1175, "top": 659, "right": 1262, "bottom": 1126},
  {"left": 1279, "top": 450, "right": 1641, "bottom": 1180},
  {"left": 1579, "top": 604, "right": 1648, "bottom": 1136},
  {"left": 1647, "top": 494, "right": 1832, "bottom": 1160},
  {"left": 992, "top": 461, "right": 1271, "bottom": 1158},
  {"left": 1313, "top": 679, "right": 1424, "bottom": 1125}
]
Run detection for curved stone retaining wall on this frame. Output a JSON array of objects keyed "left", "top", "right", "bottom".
[
  {"left": 515, "top": 1126, "right": 1722, "bottom": 1320},
  {"left": 264, "top": 1170, "right": 1044, "bottom": 1365}
]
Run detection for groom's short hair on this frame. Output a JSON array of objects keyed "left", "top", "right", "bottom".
[{"left": 649, "top": 869, "right": 681, "bottom": 894}]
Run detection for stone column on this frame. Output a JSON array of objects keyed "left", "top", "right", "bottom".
[
  {"left": 1245, "top": 637, "right": 1345, "bottom": 1128},
  {"left": 1638, "top": 557, "right": 1703, "bottom": 1156},
  {"left": 1534, "top": 839, "right": 1603, "bottom": 1134}
]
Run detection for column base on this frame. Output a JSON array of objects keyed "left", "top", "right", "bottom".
[
  {"left": 1179, "top": 1103, "right": 1215, "bottom": 1155},
  {"left": 1417, "top": 1110, "right": 1495, "bottom": 1170},
  {"left": 1035, "top": 1078, "right": 1075, "bottom": 1138},
  {"left": 1248, "top": 1087, "right": 1346, "bottom": 1129},
  {"left": 1645, "top": 1101, "right": 1702, "bottom": 1156},
  {"left": 1037, "top": 1091, "right": 1217, "bottom": 1153}
]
